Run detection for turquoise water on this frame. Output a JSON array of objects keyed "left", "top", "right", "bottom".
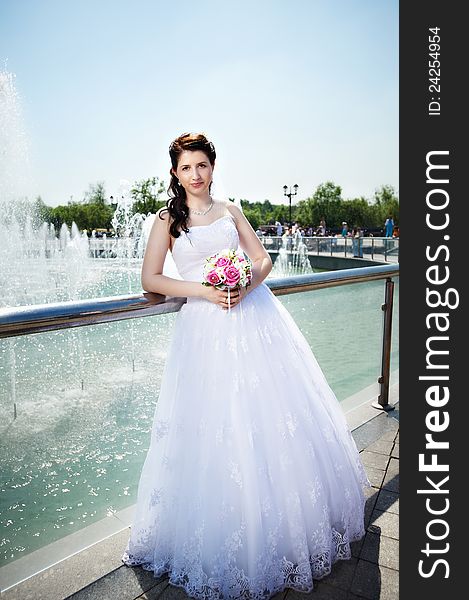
[{"left": 0, "top": 270, "right": 398, "bottom": 566}]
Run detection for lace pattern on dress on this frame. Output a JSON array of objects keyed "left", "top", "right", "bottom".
[{"left": 121, "top": 519, "right": 366, "bottom": 599}]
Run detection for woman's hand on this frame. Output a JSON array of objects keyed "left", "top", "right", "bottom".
[{"left": 202, "top": 285, "right": 249, "bottom": 310}]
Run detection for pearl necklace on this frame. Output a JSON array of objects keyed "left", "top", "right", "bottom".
[{"left": 189, "top": 196, "right": 214, "bottom": 216}]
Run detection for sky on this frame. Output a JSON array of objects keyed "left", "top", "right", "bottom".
[{"left": 0, "top": 0, "right": 398, "bottom": 208}]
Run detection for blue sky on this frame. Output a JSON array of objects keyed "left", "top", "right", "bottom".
[{"left": 0, "top": 0, "right": 398, "bottom": 207}]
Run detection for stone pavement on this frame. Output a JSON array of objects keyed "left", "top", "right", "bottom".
[{"left": 1, "top": 408, "right": 399, "bottom": 600}]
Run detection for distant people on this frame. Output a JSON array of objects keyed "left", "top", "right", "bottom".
[
  {"left": 275, "top": 220, "right": 283, "bottom": 237},
  {"left": 319, "top": 217, "right": 326, "bottom": 236},
  {"left": 353, "top": 227, "right": 363, "bottom": 257},
  {"left": 255, "top": 227, "right": 263, "bottom": 239},
  {"left": 282, "top": 227, "right": 293, "bottom": 251},
  {"left": 385, "top": 216, "right": 394, "bottom": 238},
  {"left": 341, "top": 222, "right": 348, "bottom": 237}
]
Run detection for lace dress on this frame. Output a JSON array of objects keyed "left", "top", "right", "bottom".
[{"left": 122, "top": 213, "right": 370, "bottom": 599}]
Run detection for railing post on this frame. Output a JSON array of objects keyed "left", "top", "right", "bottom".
[
  {"left": 371, "top": 237, "right": 374, "bottom": 260},
  {"left": 373, "top": 277, "right": 395, "bottom": 411}
]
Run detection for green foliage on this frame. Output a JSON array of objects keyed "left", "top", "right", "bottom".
[
  {"left": 239, "top": 199, "right": 284, "bottom": 228},
  {"left": 35, "top": 178, "right": 398, "bottom": 234},
  {"left": 130, "top": 177, "right": 167, "bottom": 215},
  {"left": 49, "top": 201, "right": 114, "bottom": 231},
  {"left": 373, "top": 185, "right": 399, "bottom": 225},
  {"left": 289, "top": 182, "right": 398, "bottom": 230},
  {"left": 84, "top": 181, "right": 107, "bottom": 205}
]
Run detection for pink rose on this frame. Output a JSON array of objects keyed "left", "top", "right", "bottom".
[
  {"left": 224, "top": 265, "right": 241, "bottom": 286},
  {"left": 216, "top": 257, "right": 230, "bottom": 267},
  {"left": 206, "top": 270, "right": 222, "bottom": 285}
]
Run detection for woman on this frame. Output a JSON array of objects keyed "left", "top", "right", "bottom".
[
  {"left": 122, "top": 132, "right": 370, "bottom": 599},
  {"left": 385, "top": 216, "right": 394, "bottom": 238}
]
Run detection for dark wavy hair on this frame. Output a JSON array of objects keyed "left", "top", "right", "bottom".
[{"left": 159, "top": 132, "right": 217, "bottom": 239}]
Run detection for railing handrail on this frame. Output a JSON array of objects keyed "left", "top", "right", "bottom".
[{"left": 0, "top": 264, "right": 399, "bottom": 339}]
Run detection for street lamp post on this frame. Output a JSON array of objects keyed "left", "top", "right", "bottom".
[{"left": 283, "top": 184, "right": 299, "bottom": 227}]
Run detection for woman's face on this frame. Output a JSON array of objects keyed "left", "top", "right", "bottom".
[{"left": 172, "top": 150, "right": 214, "bottom": 196}]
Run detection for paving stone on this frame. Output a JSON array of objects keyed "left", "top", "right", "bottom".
[
  {"left": 278, "top": 585, "right": 324, "bottom": 600},
  {"left": 365, "top": 465, "right": 386, "bottom": 489},
  {"left": 351, "top": 538, "right": 365, "bottom": 558},
  {"left": 285, "top": 590, "right": 311, "bottom": 600},
  {"left": 391, "top": 444, "right": 399, "bottom": 459},
  {"left": 364, "top": 485, "right": 378, "bottom": 501},
  {"left": 269, "top": 591, "right": 288, "bottom": 600},
  {"left": 360, "top": 532, "right": 399, "bottom": 571},
  {"left": 158, "top": 583, "right": 194, "bottom": 600},
  {"left": 361, "top": 486, "right": 378, "bottom": 528},
  {"left": 138, "top": 578, "right": 170, "bottom": 599},
  {"left": 375, "top": 490, "right": 399, "bottom": 515},
  {"left": 382, "top": 471, "right": 399, "bottom": 494},
  {"left": 320, "top": 557, "right": 358, "bottom": 590},
  {"left": 284, "top": 589, "right": 312, "bottom": 600},
  {"left": 353, "top": 415, "right": 398, "bottom": 453},
  {"left": 378, "top": 429, "right": 398, "bottom": 443},
  {"left": 365, "top": 439, "right": 394, "bottom": 456},
  {"left": 350, "top": 560, "right": 399, "bottom": 600},
  {"left": 365, "top": 497, "right": 377, "bottom": 528},
  {"left": 66, "top": 564, "right": 166, "bottom": 599},
  {"left": 367, "top": 510, "right": 399, "bottom": 541},
  {"left": 387, "top": 458, "right": 399, "bottom": 473},
  {"left": 291, "top": 582, "right": 351, "bottom": 599},
  {"left": 360, "top": 451, "right": 390, "bottom": 471}
]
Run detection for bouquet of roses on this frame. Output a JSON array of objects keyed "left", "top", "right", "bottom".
[{"left": 202, "top": 248, "right": 253, "bottom": 313}]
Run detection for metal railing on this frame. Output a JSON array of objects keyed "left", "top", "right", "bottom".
[
  {"left": 0, "top": 264, "right": 399, "bottom": 409},
  {"left": 260, "top": 236, "right": 399, "bottom": 262},
  {"left": 80, "top": 236, "right": 400, "bottom": 261}
]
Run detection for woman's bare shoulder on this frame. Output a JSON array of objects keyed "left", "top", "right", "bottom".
[
  {"left": 156, "top": 206, "right": 170, "bottom": 222},
  {"left": 223, "top": 199, "right": 243, "bottom": 222}
]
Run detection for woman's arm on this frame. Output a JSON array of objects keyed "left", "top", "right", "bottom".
[
  {"left": 226, "top": 203, "right": 273, "bottom": 294},
  {"left": 141, "top": 208, "right": 205, "bottom": 298}
]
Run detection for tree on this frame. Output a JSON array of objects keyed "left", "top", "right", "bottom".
[
  {"left": 32, "top": 196, "right": 52, "bottom": 225},
  {"left": 49, "top": 200, "right": 114, "bottom": 231},
  {"left": 374, "top": 184, "right": 397, "bottom": 206},
  {"left": 342, "top": 197, "right": 371, "bottom": 229},
  {"left": 131, "top": 177, "right": 166, "bottom": 215},
  {"left": 313, "top": 182, "right": 343, "bottom": 226},
  {"left": 293, "top": 181, "right": 343, "bottom": 229},
  {"left": 84, "top": 181, "right": 107, "bottom": 205},
  {"left": 242, "top": 207, "right": 262, "bottom": 230},
  {"left": 373, "top": 185, "right": 399, "bottom": 226}
]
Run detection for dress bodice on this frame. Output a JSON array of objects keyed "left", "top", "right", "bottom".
[{"left": 171, "top": 214, "right": 240, "bottom": 282}]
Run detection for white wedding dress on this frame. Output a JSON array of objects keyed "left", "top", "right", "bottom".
[{"left": 122, "top": 212, "right": 370, "bottom": 599}]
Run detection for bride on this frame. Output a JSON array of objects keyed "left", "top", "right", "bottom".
[{"left": 122, "top": 132, "right": 370, "bottom": 599}]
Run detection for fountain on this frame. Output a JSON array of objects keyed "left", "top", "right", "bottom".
[{"left": 271, "top": 230, "right": 315, "bottom": 277}]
